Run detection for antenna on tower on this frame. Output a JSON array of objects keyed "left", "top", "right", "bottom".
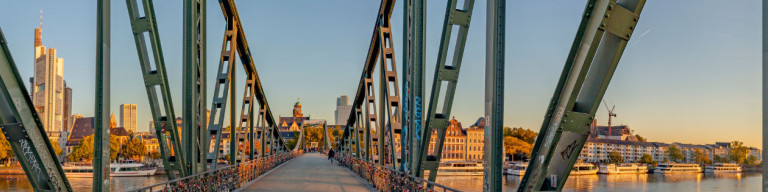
[{"left": 39, "top": 9, "right": 43, "bottom": 29}]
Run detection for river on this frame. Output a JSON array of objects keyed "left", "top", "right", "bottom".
[{"left": 0, "top": 172, "right": 760, "bottom": 191}]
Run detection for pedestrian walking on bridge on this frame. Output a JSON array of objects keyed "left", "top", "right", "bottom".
[{"left": 328, "top": 149, "right": 335, "bottom": 163}]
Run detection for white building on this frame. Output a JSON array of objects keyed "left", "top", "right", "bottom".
[{"left": 579, "top": 138, "right": 668, "bottom": 163}]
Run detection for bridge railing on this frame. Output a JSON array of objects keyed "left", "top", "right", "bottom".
[
  {"left": 128, "top": 151, "right": 301, "bottom": 192},
  {"left": 336, "top": 154, "right": 462, "bottom": 192}
]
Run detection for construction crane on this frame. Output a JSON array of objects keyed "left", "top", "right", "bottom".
[{"left": 603, "top": 100, "right": 617, "bottom": 138}]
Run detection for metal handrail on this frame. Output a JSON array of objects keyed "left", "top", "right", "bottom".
[
  {"left": 128, "top": 151, "right": 300, "bottom": 192},
  {"left": 336, "top": 154, "right": 462, "bottom": 192}
]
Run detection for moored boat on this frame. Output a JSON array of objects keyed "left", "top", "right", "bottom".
[
  {"left": 436, "top": 161, "right": 484, "bottom": 176},
  {"left": 506, "top": 162, "right": 528, "bottom": 176},
  {"left": 704, "top": 163, "right": 741, "bottom": 173},
  {"left": 598, "top": 163, "right": 648, "bottom": 174},
  {"left": 62, "top": 160, "right": 156, "bottom": 177},
  {"left": 570, "top": 163, "right": 598, "bottom": 175},
  {"left": 654, "top": 163, "right": 702, "bottom": 173}
]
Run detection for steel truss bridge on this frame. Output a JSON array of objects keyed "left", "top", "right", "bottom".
[{"left": 0, "top": 0, "right": 647, "bottom": 191}]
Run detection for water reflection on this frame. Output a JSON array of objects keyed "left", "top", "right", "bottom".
[
  {"left": 0, "top": 175, "right": 167, "bottom": 192},
  {"left": 435, "top": 172, "right": 760, "bottom": 192}
]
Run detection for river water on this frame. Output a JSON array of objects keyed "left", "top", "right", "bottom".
[
  {"left": 0, "top": 172, "right": 760, "bottom": 191},
  {"left": 436, "top": 172, "right": 760, "bottom": 192}
]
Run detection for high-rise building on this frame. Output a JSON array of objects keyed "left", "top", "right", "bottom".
[
  {"left": 120, "top": 104, "right": 138, "bottom": 133},
  {"left": 32, "top": 10, "right": 66, "bottom": 145},
  {"left": 63, "top": 82, "right": 72, "bottom": 134},
  {"left": 334, "top": 95, "right": 352, "bottom": 125}
]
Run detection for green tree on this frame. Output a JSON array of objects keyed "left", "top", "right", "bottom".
[
  {"left": 121, "top": 138, "right": 147, "bottom": 160},
  {"left": 503, "top": 136, "right": 532, "bottom": 158},
  {"left": 149, "top": 150, "right": 161, "bottom": 159},
  {"left": 608, "top": 151, "right": 624, "bottom": 164},
  {"left": 49, "top": 140, "right": 63, "bottom": 156},
  {"left": 0, "top": 131, "right": 13, "bottom": 165},
  {"left": 745, "top": 155, "right": 758, "bottom": 165},
  {"left": 728, "top": 141, "right": 749, "bottom": 164},
  {"left": 639, "top": 153, "right": 656, "bottom": 165},
  {"left": 713, "top": 155, "right": 728, "bottom": 163},
  {"left": 504, "top": 127, "right": 537, "bottom": 144},
  {"left": 667, "top": 145, "right": 684, "bottom": 162},
  {"left": 635, "top": 134, "right": 646, "bottom": 142},
  {"left": 692, "top": 149, "right": 711, "bottom": 165},
  {"left": 67, "top": 134, "right": 121, "bottom": 162}
]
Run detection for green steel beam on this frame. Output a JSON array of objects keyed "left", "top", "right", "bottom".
[
  {"left": 216, "top": 0, "right": 291, "bottom": 157},
  {"left": 0, "top": 27, "right": 72, "bottom": 192},
  {"left": 518, "top": 0, "right": 645, "bottom": 191},
  {"left": 415, "top": 0, "right": 476, "bottom": 183},
  {"left": 183, "top": 0, "right": 207, "bottom": 175},
  {"left": 763, "top": 1, "right": 767, "bottom": 191},
  {"left": 94, "top": 0, "right": 111, "bottom": 190},
  {"left": 403, "top": 0, "right": 426, "bottom": 174},
  {"left": 205, "top": 19, "right": 238, "bottom": 169},
  {"left": 233, "top": 79, "right": 255, "bottom": 163},
  {"left": 377, "top": 19, "right": 403, "bottom": 170},
  {"left": 484, "top": 0, "right": 505, "bottom": 191},
  {"left": 335, "top": 0, "right": 396, "bottom": 165},
  {"left": 125, "top": 0, "right": 188, "bottom": 179}
]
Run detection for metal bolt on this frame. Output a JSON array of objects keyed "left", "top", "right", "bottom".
[
  {"left": 608, "top": 5, "right": 614, "bottom": 10},
  {"left": 601, "top": 23, "right": 606, "bottom": 28},
  {"left": 629, "top": 26, "right": 634, "bottom": 30},
  {"left": 604, "top": 14, "right": 610, "bottom": 18},
  {"left": 626, "top": 34, "right": 631, "bottom": 38}
]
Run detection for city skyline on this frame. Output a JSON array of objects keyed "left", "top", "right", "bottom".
[{"left": 0, "top": 1, "right": 760, "bottom": 148}]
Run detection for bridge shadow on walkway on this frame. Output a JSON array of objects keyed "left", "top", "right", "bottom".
[{"left": 239, "top": 153, "right": 373, "bottom": 192}]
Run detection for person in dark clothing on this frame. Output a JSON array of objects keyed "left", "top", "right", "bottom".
[{"left": 328, "top": 149, "right": 335, "bottom": 163}]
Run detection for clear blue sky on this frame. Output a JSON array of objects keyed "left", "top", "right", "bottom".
[{"left": 0, "top": 1, "right": 760, "bottom": 148}]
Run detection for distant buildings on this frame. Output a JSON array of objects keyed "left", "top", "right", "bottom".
[
  {"left": 334, "top": 95, "right": 352, "bottom": 125},
  {"left": 31, "top": 13, "right": 68, "bottom": 149},
  {"left": 579, "top": 125, "right": 763, "bottom": 164},
  {"left": 279, "top": 100, "right": 310, "bottom": 140},
  {"left": 119, "top": 104, "right": 138, "bottom": 132}
]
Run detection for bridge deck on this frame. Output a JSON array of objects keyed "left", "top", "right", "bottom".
[{"left": 239, "top": 153, "right": 373, "bottom": 192}]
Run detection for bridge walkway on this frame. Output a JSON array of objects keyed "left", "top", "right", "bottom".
[{"left": 239, "top": 153, "right": 373, "bottom": 192}]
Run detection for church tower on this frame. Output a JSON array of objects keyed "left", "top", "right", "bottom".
[{"left": 293, "top": 98, "right": 303, "bottom": 117}]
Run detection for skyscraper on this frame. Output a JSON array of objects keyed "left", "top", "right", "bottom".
[
  {"left": 120, "top": 104, "right": 138, "bottom": 133},
  {"left": 32, "top": 10, "right": 66, "bottom": 144},
  {"left": 63, "top": 82, "right": 72, "bottom": 133},
  {"left": 334, "top": 95, "right": 351, "bottom": 125}
]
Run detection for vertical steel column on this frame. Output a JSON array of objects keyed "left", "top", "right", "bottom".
[
  {"left": 404, "top": 0, "right": 426, "bottom": 174},
  {"left": 234, "top": 79, "right": 254, "bottom": 162},
  {"left": 416, "top": 0, "right": 475, "bottom": 183},
  {"left": 125, "top": 0, "right": 188, "bottom": 179},
  {"left": 354, "top": 108, "right": 362, "bottom": 158},
  {"left": 259, "top": 107, "right": 266, "bottom": 158},
  {"left": 183, "top": 0, "right": 207, "bottom": 175},
  {"left": 206, "top": 18, "right": 237, "bottom": 169},
  {"left": 519, "top": 0, "right": 645, "bottom": 191},
  {"left": 484, "top": 0, "right": 504, "bottom": 191},
  {"left": 94, "top": 0, "right": 111, "bottom": 190},
  {"left": 401, "top": 0, "right": 411, "bottom": 172},
  {"left": 0, "top": 27, "right": 72, "bottom": 192},
  {"left": 229, "top": 41, "right": 237, "bottom": 164},
  {"left": 763, "top": 1, "right": 768, "bottom": 191}
]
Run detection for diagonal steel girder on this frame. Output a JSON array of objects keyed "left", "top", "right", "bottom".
[
  {"left": 125, "top": 0, "right": 188, "bottom": 179},
  {"left": 415, "top": 0, "right": 476, "bottom": 183},
  {"left": 518, "top": 0, "right": 646, "bottom": 191},
  {"left": 0, "top": 26, "right": 73, "bottom": 192},
  {"left": 206, "top": 0, "right": 290, "bottom": 165},
  {"left": 336, "top": 0, "right": 396, "bottom": 164}
]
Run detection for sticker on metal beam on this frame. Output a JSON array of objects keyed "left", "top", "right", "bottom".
[
  {"left": 132, "top": 17, "right": 152, "bottom": 34},
  {"left": 449, "top": 10, "right": 471, "bottom": 28},
  {"left": 599, "top": 2, "right": 638, "bottom": 40},
  {"left": 560, "top": 111, "right": 593, "bottom": 135}
]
